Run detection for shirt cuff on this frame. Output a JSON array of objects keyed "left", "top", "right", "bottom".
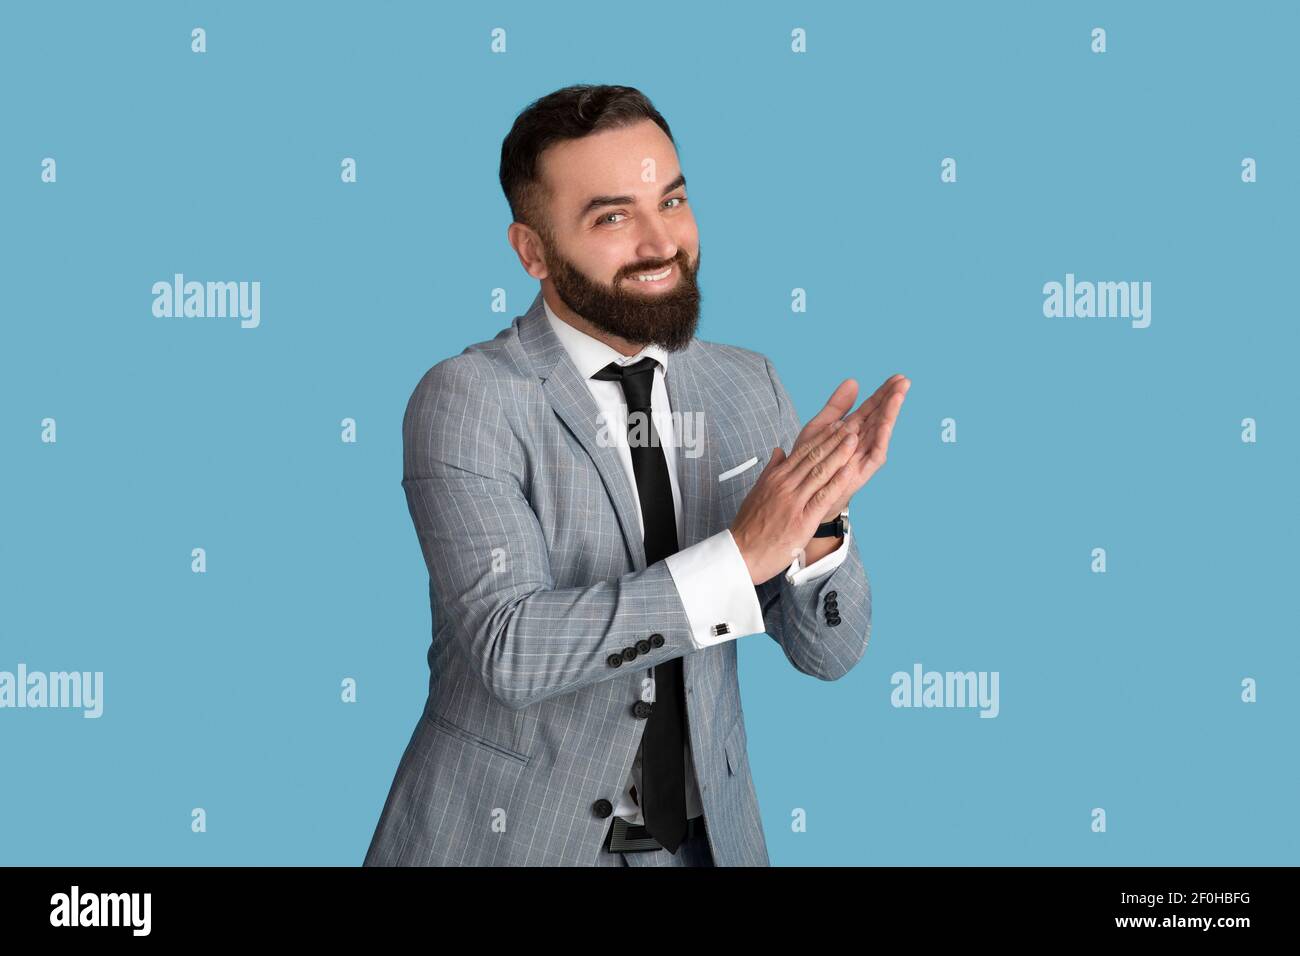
[
  {"left": 664, "top": 530, "right": 766, "bottom": 649},
  {"left": 785, "top": 525, "right": 851, "bottom": 586}
]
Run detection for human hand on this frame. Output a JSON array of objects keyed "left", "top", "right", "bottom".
[
  {"left": 729, "top": 420, "right": 860, "bottom": 585},
  {"left": 790, "top": 374, "right": 911, "bottom": 521}
]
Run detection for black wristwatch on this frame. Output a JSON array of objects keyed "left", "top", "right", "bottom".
[{"left": 813, "top": 509, "right": 850, "bottom": 538}]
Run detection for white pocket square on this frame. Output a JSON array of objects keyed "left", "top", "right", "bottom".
[{"left": 718, "top": 455, "right": 759, "bottom": 482}]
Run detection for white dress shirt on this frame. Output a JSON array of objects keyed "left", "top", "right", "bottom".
[{"left": 542, "top": 296, "right": 850, "bottom": 826}]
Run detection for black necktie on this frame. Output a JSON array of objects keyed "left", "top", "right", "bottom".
[{"left": 592, "top": 355, "right": 689, "bottom": 853}]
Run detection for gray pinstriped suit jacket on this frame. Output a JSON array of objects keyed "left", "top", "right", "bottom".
[{"left": 363, "top": 290, "right": 872, "bottom": 866}]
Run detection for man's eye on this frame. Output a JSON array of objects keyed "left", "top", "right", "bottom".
[{"left": 597, "top": 198, "right": 686, "bottom": 226}]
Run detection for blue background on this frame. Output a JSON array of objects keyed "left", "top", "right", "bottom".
[{"left": 1, "top": 0, "right": 1295, "bottom": 865}]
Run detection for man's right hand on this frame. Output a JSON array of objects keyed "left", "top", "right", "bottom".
[{"left": 729, "top": 421, "right": 858, "bottom": 585}]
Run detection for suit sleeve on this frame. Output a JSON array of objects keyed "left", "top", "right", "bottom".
[
  {"left": 400, "top": 356, "right": 705, "bottom": 711},
  {"left": 754, "top": 356, "right": 873, "bottom": 680}
]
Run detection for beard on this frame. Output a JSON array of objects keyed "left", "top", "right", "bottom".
[{"left": 539, "top": 232, "right": 702, "bottom": 353}]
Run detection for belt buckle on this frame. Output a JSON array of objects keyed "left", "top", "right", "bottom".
[
  {"left": 606, "top": 816, "right": 664, "bottom": 853},
  {"left": 605, "top": 815, "right": 703, "bottom": 853}
]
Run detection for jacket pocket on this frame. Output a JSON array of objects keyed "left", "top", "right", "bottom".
[
  {"left": 718, "top": 455, "right": 759, "bottom": 483},
  {"left": 424, "top": 710, "right": 531, "bottom": 765}
]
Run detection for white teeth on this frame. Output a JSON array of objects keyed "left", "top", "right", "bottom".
[{"left": 632, "top": 266, "right": 672, "bottom": 281}]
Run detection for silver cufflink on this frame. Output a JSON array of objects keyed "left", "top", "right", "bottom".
[{"left": 710, "top": 623, "right": 731, "bottom": 637}]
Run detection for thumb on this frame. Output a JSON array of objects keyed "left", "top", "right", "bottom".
[{"left": 766, "top": 445, "right": 786, "bottom": 469}]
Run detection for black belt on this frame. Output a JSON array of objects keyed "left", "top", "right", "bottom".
[{"left": 605, "top": 814, "right": 705, "bottom": 853}]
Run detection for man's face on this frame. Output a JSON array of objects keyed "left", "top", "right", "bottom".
[{"left": 531, "top": 120, "right": 701, "bottom": 352}]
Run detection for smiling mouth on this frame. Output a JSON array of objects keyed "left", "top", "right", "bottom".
[{"left": 628, "top": 264, "right": 674, "bottom": 283}]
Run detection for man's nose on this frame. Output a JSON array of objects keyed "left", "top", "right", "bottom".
[{"left": 634, "top": 215, "right": 678, "bottom": 263}]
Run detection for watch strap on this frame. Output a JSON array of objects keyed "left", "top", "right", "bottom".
[{"left": 813, "top": 511, "right": 849, "bottom": 538}]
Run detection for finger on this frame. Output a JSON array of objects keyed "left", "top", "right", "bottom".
[
  {"left": 791, "top": 426, "right": 857, "bottom": 501},
  {"left": 842, "top": 395, "right": 897, "bottom": 475},
  {"left": 804, "top": 379, "right": 859, "bottom": 432},
  {"left": 782, "top": 417, "right": 853, "bottom": 481},
  {"left": 800, "top": 376, "right": 906, "bottom": 452},
  {"left": 865, "top": 398, "right": 903, "bottom": 463},
  {"left": 881, "top": 387, "right": 907, "bottom": 430},
  {"left": 846, "top": 379, "right": 909, "bottom": 445},
  {"left": 841, "top": 374, "right": 907, "bottom": 429},
  {"left": 852, "top": 388, "right": 906, "bottom": 475},
  {"left": 799, "top": 441, "right": 859, "bottom": 519}
]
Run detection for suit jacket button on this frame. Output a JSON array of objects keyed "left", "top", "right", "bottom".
[
  {"left": 635, "top": 639, "right": 651, "bottom": 654},
  {"left": 825, "top": 590, "right": 837, "bottom": 600},
  {"left": 649, "top": 633, "right": 665, "bottom": 648},
  {"left": 824, "top": 598, "right": 838, "bottom": 610},
  {"left": 621, "top": 646, "right": 638, "bottom": 662},
  {"left": 592, "top": 798, "right": 614, "bottom": 818},
  {"left": 607, "top": 653, "right": 624, "bottom": 668},
  {"left": 826, "top": 615, "right": 841, "bottom": 626},
  {"left": 632, "top": 700, "right": 654, "bottom": 719}
]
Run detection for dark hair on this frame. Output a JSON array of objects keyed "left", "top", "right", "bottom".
[{"left": 499, "top": 84, "right": 675, "bottom": 236}]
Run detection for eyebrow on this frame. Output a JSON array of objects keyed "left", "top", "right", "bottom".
[{"left": 576, "top": 172, "right": 687, "bottom": 223}]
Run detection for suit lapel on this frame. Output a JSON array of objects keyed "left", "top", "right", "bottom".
[
  {"left": 516, "top": 291, "right": 718, "bottom": 571},
  {"left": 662, "top": 336, "right": 714, "bottom": 554}
]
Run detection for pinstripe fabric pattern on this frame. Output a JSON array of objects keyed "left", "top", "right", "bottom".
[{"left": 363, "top": 290, "right": 872, "bottom": 867}]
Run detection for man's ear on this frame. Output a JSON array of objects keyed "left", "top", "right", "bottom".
[{"left": 507, "top": 222, "right": 549, "bottom": 280}]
